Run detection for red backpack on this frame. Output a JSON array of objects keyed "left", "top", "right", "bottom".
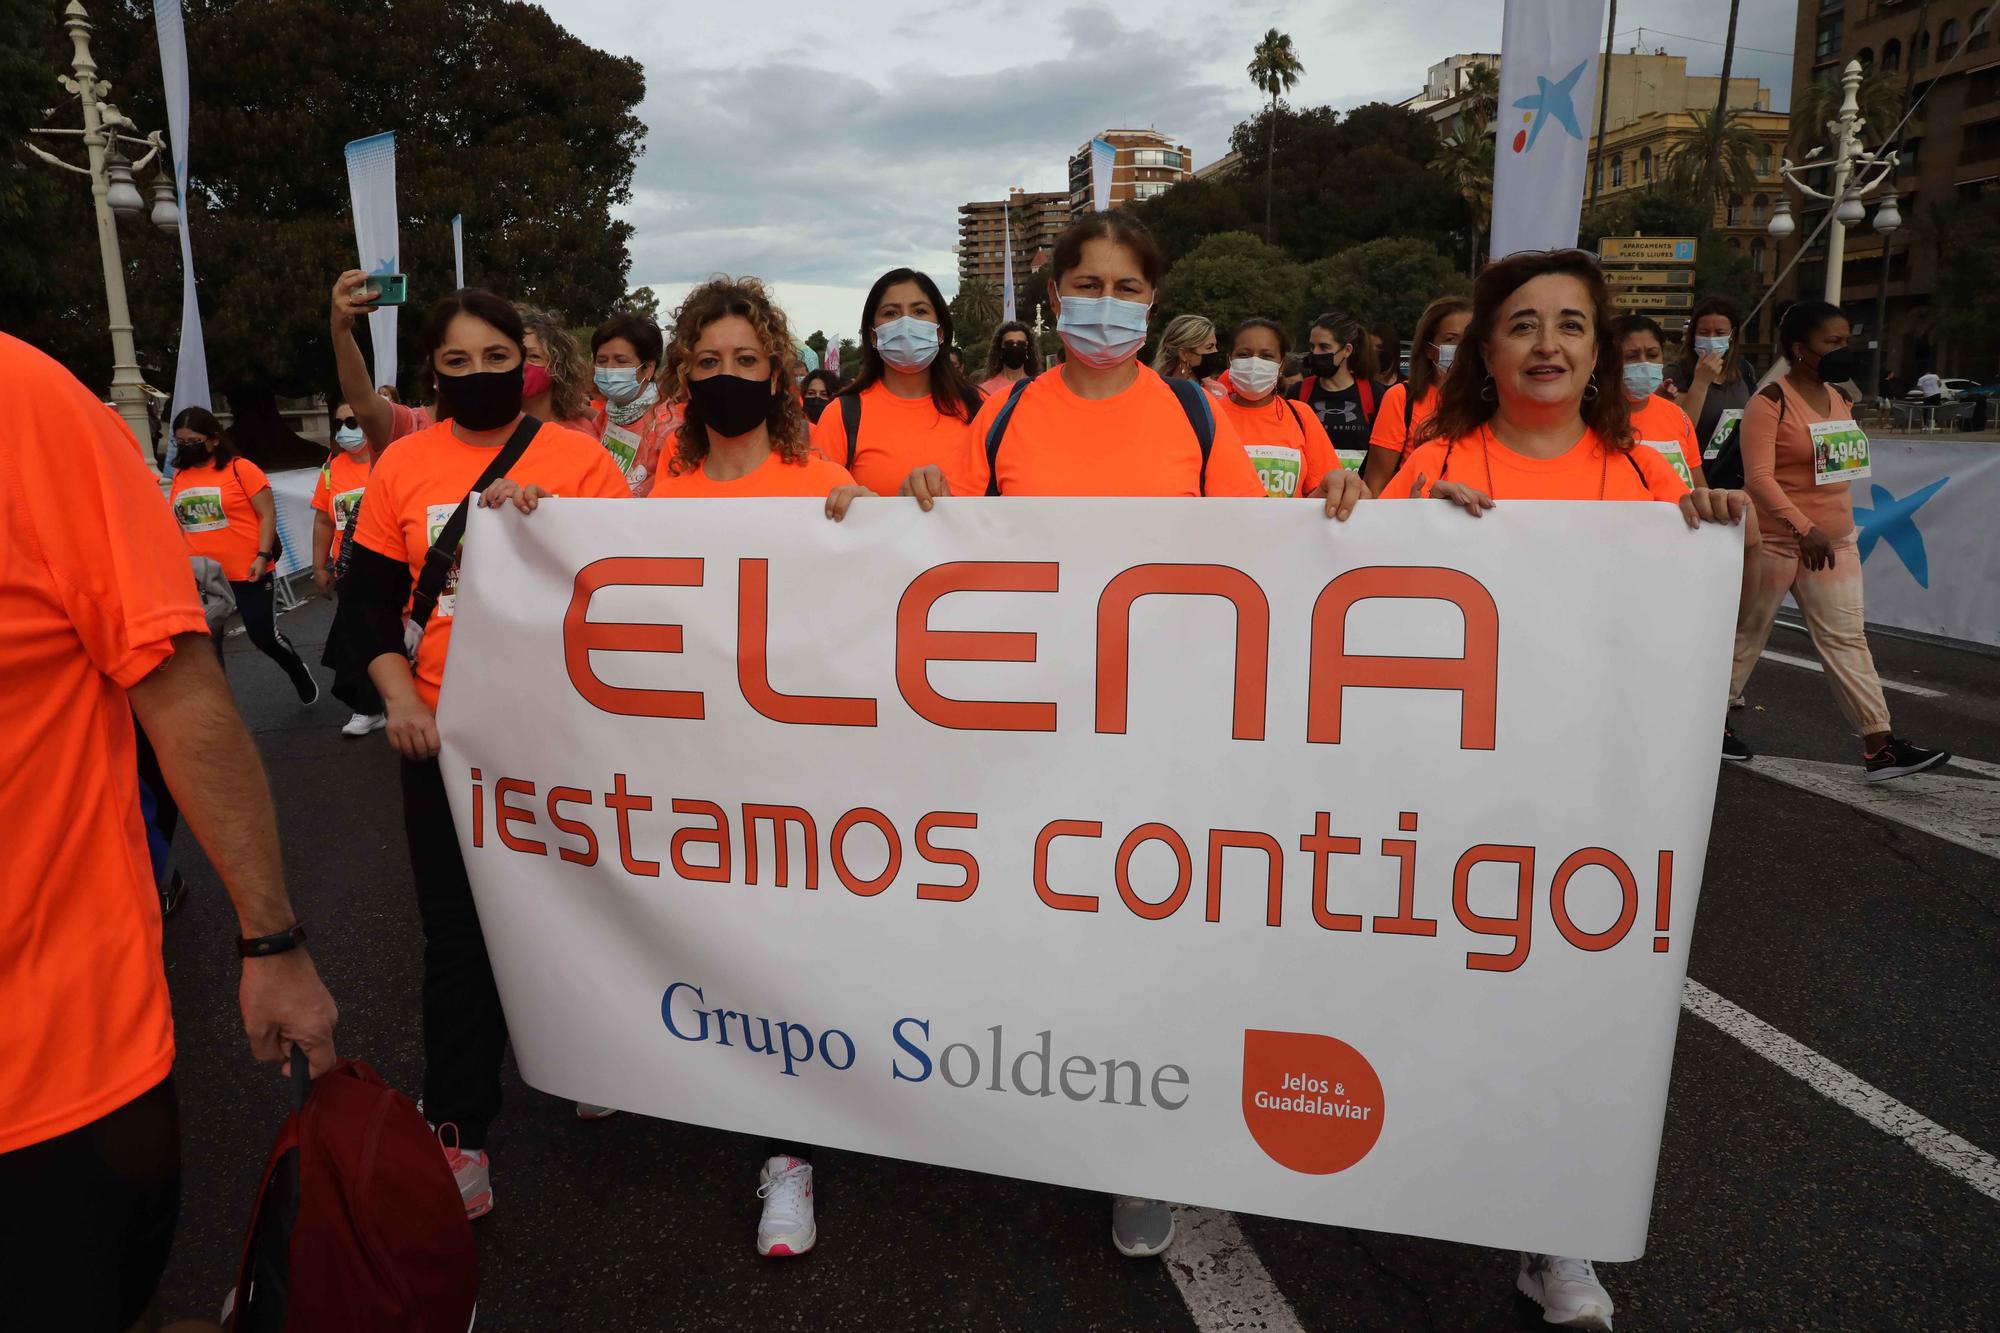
[{"left": 228, "top": 1056, "right": 478, "bottom": 1332}]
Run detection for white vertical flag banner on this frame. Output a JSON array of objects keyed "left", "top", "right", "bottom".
[
  {"left": 452, "top": 213, "right": 465, "bottom": 290},
  {"left": 153, "top": 0, "right": 210, "bottom": 414},
  {"left": 344, "top": 132, "right": 400, "bottom": 389},
  {"left": 1090, "top": 137, "right": 1116, "bottom": 213},
  {"left": 1489, "top": 0, "right": 1608, "bottom": 260},
  {"left": 1001, "top": 202, "right": 1017, "bottom": 324}
]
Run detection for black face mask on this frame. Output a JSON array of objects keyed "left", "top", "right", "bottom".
[
  {"left": 688, "top": 371, "right": 774, "bottom": 439},
  {"left": 804, "top": 396, "right": 830, "bottom": 423},
  {"left": 173, "top": 441, "right": 211, "bottom": 469},
  {"left": 999, "top": 343, "right": 1030, "bottom": 370},
  {"left": 1195, "top": 350, "right": 1228, "bottom": 379},
  {"left": 1308, "top": 351, "right": 1343, "bottom": 379},
  {"left": 436, "top": 363, "right": 525, "bottom": 431},
  {"left": 1812, "top": 346, "right": 1861, "bottom": 385}
]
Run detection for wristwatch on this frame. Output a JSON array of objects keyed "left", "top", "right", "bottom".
[
  {"left": 238, "top": 922, "right": 308, "bottom": 957},
  {"left": 258, "top": 548, "right": 280, "bottom": 560}
]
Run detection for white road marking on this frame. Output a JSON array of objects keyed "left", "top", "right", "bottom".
[
  {"left": 1164, "top": 1206, "right": 1306, "bottom": 1333},
  {"left": 1683, "top": 980, "right": 2000, "bottom": 1204},
  {"left": 1741, "top": 756, "right": 2000, "bottom": 859},
  {"left": 1758, "top": 648, "right": 1947, "bottom": 698}
]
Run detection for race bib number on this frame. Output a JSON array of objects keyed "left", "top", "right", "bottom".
[
  {"left": 173, "top": 486, "right": 228, "bottom": 533},
  {"left": 1245, "top": 445, "right": 1303, "bottom": 498},
  {"left": 1811, "top": 419, "right": 1870, "bottom": 485},
  {"left": 425, "top": 502, "right": 463, "bottom": 619},
  {"left": 600, "top": 422, "right": 640, "bottom": 472},
  {"left": 1336, "top": 449, "right": 1367, "bottom": 473},
  {"left": 1704, "top": 409, "right": 1742, "bottom": 461},
  {"left": 1643, "top": 440, "right": 1694, "bottom": 489},
  {"left": 331, "top": 487, "right": 366, "bottom": 530}
]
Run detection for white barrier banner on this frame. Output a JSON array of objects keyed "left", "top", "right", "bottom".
[
  {"left": 438, "top": 499, "right": 1738, "bottom": 1259},
  {"left": 1851, "top": 438, "right": 2000, "bottom": 650}
]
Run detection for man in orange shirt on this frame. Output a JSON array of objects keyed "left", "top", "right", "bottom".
[{"left": 0, "top": 332, "right": 339, "bottom": 1330}]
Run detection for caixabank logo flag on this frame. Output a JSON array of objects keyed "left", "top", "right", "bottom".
[{"left": 1241, "top": 1030, "right": 1385, "bottom": 1174}]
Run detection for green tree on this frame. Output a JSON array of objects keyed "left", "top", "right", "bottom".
[
  {"left": 1129, "top": 175, "right": 1256, "bottom": 267},
  {"left": 1662, "top": 109, "right": 1765, "bottom": 217},
  {"left": 1927, "top": 194, "right": 2000, "bottom": 365},
  {"left": 804, "top": 329, "right": 828, "bottom": 359},
  {"left": 616, "top": 286, "right": 662, "bottom": 324},
  {"left": 1301, "top": 237, "right": 1469, "bottom": 338},
  {"left": 1246, "top": 28, "right": 1304, "bottom": 243},
  {"left": 1790, "top": 63, "right": 1909, "bottom": 164},
  {"left": 1157, "top": 232, "right": 1305, "bottom": 349},
  {"left": 0, "top": 0, "right": 645, "bottom": 419},
  {"left": 949, "top": 280, "right": 1001, "bottom": 358}
]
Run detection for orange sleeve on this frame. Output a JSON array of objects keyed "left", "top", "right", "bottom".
[
  {"left": 10, "top": 360, "right": 207, "bottom": 687},
  {"left": 233, "top": 458, "right": 271, "bottom": 497},
  {"left": 351, "top": 448, "right": 409, "bottom": 562},
  {"left": 1294, "top": 403, "right": 1338, "bottom": 497},
  {"left": 389, "top": 401, "right": 430, "bottom": 442},
  {"left": 809, "top": 399, "right": 847, "bottom": 465},
  {"left": 1199, "top": 406, "right": 1267, "bottom": 497},
  {"left": 1740, "top": 391, "right": 1812, "bottom": 535},
  {"left": 1368, "top": 383, "right": 1409, "bottom": 454},
  {"left": 576, "top": 438, "right": 640, "bottom": 499},
  {"left": 1629, "top": 444, "right": 1692, "bottom": 502},
  {"left": 1379, "top": 440, "right": 1449, "bottom": 499},
  {"left": 949, "top": 390, "right": 1003, "bottom": 496},
  {"left": 310, "top": 462, "right": 333, "bottom": 514}
]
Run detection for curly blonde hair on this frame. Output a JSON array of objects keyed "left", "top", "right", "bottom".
[
  {"left": 664, "top": 276, "right": 809, "bottom": 474},
  {"left": 516, "top": 304, "right": 592, "bottom": 424}
]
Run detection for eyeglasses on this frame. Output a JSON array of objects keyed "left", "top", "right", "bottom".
[{"left": 335, "top": 415, "right": 360, "bottom": 429}]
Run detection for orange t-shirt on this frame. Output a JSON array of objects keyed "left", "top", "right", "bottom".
[
  {"left": 1367, "top": 382, "right": 1440, "bottom": 462},
  {"left": 169, "top": 456, "right": 270, "bottom": 581},
  {"left": 810, "top": 382, "right": 978, "bottom": 496},
  {"left": 651, "top": 451, "right": 856, "bottom": 498},
  {"left": 1217, "top": 394, "right": 1338, "bottom": 499},
  {"left": 0, "top": 332, "right": 209, "bottom": 1154},
  {"left": 310, "top": 449, "right": 373, "bottom": 563},
  {"left": 1627, "top": 393, "right": 1704, "bottom": 489},
  {"left": 947, "top": 364, "right": 1265, "bottom": 497},
  {"left": 352, "top": 419, "right": 630, "bottom": 710},
  {"left": 1381, "top": 426, "right": 1690, "bottom": 503}
]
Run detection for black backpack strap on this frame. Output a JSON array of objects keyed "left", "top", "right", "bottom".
[
  {"left": 409, "top": 414, "right": 541, "bottom": 631},
  {"left": 1403, "top": 381, "right": 1415, "bottom": 433},
  {"left": 1626, "top": 451, "right": 1646, "bottom": 485},
  {"left": 839, "top": 392, "right": 861, "bottom": 469},
  {"left": 983, "top": 379, "right": 1034, "bottom": 497},
  {"left": 1163, "top": 375, "right": 1216, "bottom": 494}
]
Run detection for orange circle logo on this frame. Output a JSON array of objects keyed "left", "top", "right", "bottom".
[{"left": 1240, "top": 1029, "right": 1385, "bottom": 1174}]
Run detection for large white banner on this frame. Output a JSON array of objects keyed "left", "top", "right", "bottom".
[
  {"left": 153, "top": 0, "right": 210, "bottom": 415},
  {"left": 438, "top": 500, "right": 1739, "bottom": 1260},
  {"left": 1847, "top": 438, "right": 2000, "bottom": 650},
  {"left": 1490, "top": 0, "right": 1607, "bottom": 259},
  {"left": 343, "top": 133, "right": 399, "bottom": 388}
]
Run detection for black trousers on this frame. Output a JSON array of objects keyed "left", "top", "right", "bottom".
[
  {"left": 403, "top": 756, "right": 508, "bottom": 1149},
  {"left": 0, "top": 1076, "right": 180, "bottom": 1333},
  {"left": 230, "top": 576, "right": 312, "bottom": 688}
]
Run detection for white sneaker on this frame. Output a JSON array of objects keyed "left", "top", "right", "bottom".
[
  {"left": 438, "top": 1124, "right": 493, "bottom": 1220},
  {"left": 341, "top": 711, "right": 387, "bottom": 737},
  {"left": 756, "top": 1155, "right": 816, "bottom": 1257},
  {"left": 1518, "top": 1252, "right": 1614, "bottom": 1329},
  {"left": 575, "top": 1102, "right": 620, "bottom": 1120}
]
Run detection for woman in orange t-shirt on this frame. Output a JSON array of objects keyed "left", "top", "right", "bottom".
[
  {"left": 337, "top": 289, "right": 630, "bottom": 1218},
  {"left": 1380, "top": 248, "right": 1747, "bottom": 1332},
  {"left": 588, "top": 310, "right": 682, "bottom": 496},
  {"left": 1613, "top": 314, "right": 1706, "bottom": 489},
  {"left": 810, "top": 267, "right": 983, "bottom": 495},
  {"left": 167, "top": 406, "right": 319, "bottom": 703},
  {"left": 1361, "top": 295, "right": 1471, "bottom": 496},
  {"left": 1217, "top": 316, "right": 1339, "bottom": 499}
]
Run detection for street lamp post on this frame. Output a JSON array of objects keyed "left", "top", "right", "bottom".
[
  {"left": 1765, "top": 58, "right": 1900, "bottom": 307},
  {"left": 21, "top": 0, "right": 182, "bottom": 476}
]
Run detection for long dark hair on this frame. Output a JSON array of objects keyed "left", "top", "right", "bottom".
[
  {"left": 1309, "top": 311, "right": 1379, "bottom": 384},
  {"left": 171, "top": 405, "right": 234, "bottom": 465},
  {"left": 1420, "top": 249, "right": 1633, "bottom": 451},
  {"left": 1368, "top": 320, "right": 1403, "bottom": 384},
  {"left": 1407, "top": 296, "right": 1473, "bottom": 402},
  {"left": 420, "top": 288, "right": 526, "bottom": 420},
  {"left": 984, "top": 320, "right": 1041, "bottom": 379},
  {"left": 841, "top": 268, "right": 982, "bottom": 422},
  {"left": 1678, "top": 295, "right": 1744, "bottom": 379}
]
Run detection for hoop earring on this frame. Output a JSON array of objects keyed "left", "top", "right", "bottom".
[
  {"left": 1583, "top": 376, "right": 1600, "bottom": 402},
  {"left": 1479, "top": 375, "right": 1497, "bottom": 402}
]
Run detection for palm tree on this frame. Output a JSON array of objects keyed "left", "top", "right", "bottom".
[
  {"left": 1432, "top": 61, "right": 1498, "bottom": 272},
  {"left": 1791, "top": 64, "right": 1909, "bottom": 159},
  {"left": 1247, "top": 29, "right": 1305, "bottom": 244},
  {"left": 957, "top": 280, "right": 1001, "bottom": 327},
  {"left": 1663, "top": 108, "right": 1764, "bottom": 222},
  {"left": 1702, "top": 0, "right": 1742, "bottom": 221}
]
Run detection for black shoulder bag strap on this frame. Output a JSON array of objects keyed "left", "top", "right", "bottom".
[
  {"left": 408, "top": 415, "right": 541, "bottom": 632},
  {"left": 1163, "top": 376, "right": 1217, "bottom": 494},
  {"left": 839, "top": 393, "right": 862, "bottom": 469}
]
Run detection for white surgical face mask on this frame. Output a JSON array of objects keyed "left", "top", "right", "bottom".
[
  {"left": 594, "top": 365, "right": 644, "bottom": 405},
  {"left": 1432, "top": 342, "right": 1458, "bottom": 373},
  {"left": 334, "top": 425, "right": 366, "bottom": 452},
  {"left": 1694, "top": 334, "right": 1731, "bottom": 359},
  {"left": 1229, "top": 355, "right": 1282, "bottom": 399},
  {"left": 873, "top": 315, "right": 940, "bottom": 372},
  {"left": 1055, "top": 295, "right": 1151, "bottom": 368},
  {"left": 1622, "top": 361, "right": 1665, "bottom": 400}
]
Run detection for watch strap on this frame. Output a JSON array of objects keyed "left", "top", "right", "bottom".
[{"left": 239, "top": 922, "right": 307, "bottom": 957}]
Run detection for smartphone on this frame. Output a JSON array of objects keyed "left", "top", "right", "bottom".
[{"left": 362, "top": 273, "right": 408, "bottom": 306}]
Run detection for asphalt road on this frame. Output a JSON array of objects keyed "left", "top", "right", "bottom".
[{"left": 151, "top": 597, "right": 2000, "bottom": 1331}]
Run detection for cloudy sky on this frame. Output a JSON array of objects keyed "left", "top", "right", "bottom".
[{"left": 538, "top": 0, "right": 1797, "bottom": 341}]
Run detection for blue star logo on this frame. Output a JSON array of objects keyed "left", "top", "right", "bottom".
[
  {"left": 1510, "top": 60, "right": 1589, "bottom": 153},
  {"left": 1854, "top": 477, "right": 1949, "bottom": 588}
]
